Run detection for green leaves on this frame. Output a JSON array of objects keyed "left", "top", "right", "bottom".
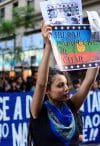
[
  {"left": 13, "top": 5, "right": 35, "bottom": 28},
  {"left": 0, "top": 20, "right": 15, "bottom": 36},
  {"left": 0, "top": 5, "right": 35, "bottom": 37}
]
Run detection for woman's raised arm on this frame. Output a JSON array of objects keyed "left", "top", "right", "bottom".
[
  {"left": 71, "top": 67, "right": 99, "bottom": 111},
  {"left": 31, "top": 23, "right": 52, "bottom": 119}
]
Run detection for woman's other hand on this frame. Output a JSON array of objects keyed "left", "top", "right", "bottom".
[{"left": 41, "top": 22, "right": 52, "bottom": 45}]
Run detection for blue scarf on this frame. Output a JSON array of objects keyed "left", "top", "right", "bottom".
[{"left": 45, "top": 100, "right": 75, "bottom": 146}]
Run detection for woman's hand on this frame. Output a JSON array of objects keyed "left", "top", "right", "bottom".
[{"left": 41, "top": 22, "right": 52, "bottom": 45}]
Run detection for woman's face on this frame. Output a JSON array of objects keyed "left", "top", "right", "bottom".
[{"left": 48, "top": 74, "right": 69, "bottom": 102}]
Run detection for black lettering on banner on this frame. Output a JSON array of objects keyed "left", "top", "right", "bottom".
[{"left": 55, "top": 31, "right": 80, "bottom": 39}]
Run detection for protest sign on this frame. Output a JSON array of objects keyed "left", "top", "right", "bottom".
[
  {"left": 0, "top": 92, "right": 33, "bottom": 146},
  {"left": 70, "top": 90, "right": 100, "bottom": 144},
  {"left": 40, "top": 0, "right": 82, "bottom": 24},
  {"left": 50, "top": 25, "right": 100, "bottom": 71},
  {"left": 81, "top": 90, "right": 100, "bottom": 143},
  {"left": 0, "top": 91, "right": 100, "bottom": 146}
]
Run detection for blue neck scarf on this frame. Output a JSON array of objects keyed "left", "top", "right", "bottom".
[{"left": 45, "top": 100, "right": 75, "bottom": 146}]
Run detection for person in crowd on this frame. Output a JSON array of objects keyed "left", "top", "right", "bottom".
[
  {"left": 0, "top": 78, "right": 3, "bottom": 91},
  {"left": 91, "top": 77, "right": 99, "bottom": 91},
  {"left": 9, "top": 79, "right": 19, "bottom": 92},
  {"left": 27, "top": 22, "right": 98, "bottom": 146},
  {"left": 25, "top": 76, "right": 34, "bottom": 91},
  {"left": 72, "top": 78, "right": 81, "bottom": 91},
  {"left": 4, "top": 79, "right": 11, "bottom": 92},
  {"left": 0, "top": 77, "right": 11, "bottom": 92},
  {"left": 15, "top": 76, "right": 24, "bottom": 91}
]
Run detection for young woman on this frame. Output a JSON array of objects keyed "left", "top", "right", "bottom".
[{"left": 27, "top": 23, "right": 98, "bottom": 146}]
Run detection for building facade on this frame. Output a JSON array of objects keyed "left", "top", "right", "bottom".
[
  {"left": 0, "top": 0, "right": 43, "bottom": 71},
  {"left": 0, "top": 0, "right": 100, "bottom": 71}
]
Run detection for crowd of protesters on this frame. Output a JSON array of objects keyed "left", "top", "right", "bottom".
[
  {"left": 0, "top": 68, "right": 100, "bottom": 92},
  {"left": 0, "top": 74, "right": 35, "bottom": 92},
  {"left": 0, "top": 67, "right": 38, "bottom": 92}
]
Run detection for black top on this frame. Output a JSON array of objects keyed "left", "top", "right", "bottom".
[
  {"left": 76, "top": 111, "right": 83, "bottom": 134},
  {"left": 29, "top": 99, "right": 79, "bottom": 146}
]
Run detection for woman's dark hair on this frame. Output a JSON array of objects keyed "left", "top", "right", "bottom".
[
  {"left": 47, "top": 68, "right": 70, "bottom": 90},
  {"left": 47, "top": 68, "right": 64, "bottom": 90}
]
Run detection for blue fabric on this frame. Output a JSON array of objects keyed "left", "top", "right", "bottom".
[{"left": 45, "top": 100, "right": 76, "bottom": 146}]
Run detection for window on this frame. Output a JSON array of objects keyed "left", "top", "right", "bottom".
[
  {"left": 27, "top": 0, "right": 34, "bottom": 6},
  {"left": 13, "top": 1, "right": 18, "bottom": 8},
  {"left": 22, "top": 33, "right": 44, "bottom": 51},
  {"left": 0, "top": 39, "right": 15, "bottom": 71},
  {"left": 13, "top": 2, "right": 18, "bottom": 16},
  {"left": 0, "top": 7, "right": 5, "bottom": 20},
  {"left": 0, "top": 39, "right": 14, "bottom": 52},
  {"left": 31, "top": 56, "right": 36, "bottom": 65}
]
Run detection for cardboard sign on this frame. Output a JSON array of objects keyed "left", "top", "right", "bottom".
[{"left": 50, "top": 25, "right": 100, "bottom": 71}]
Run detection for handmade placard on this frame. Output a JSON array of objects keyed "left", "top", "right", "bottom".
[
  {"left": 50, "top": 24, "right": 100, "bottom": 71},
  {"left": 40, "top": 0, "right": 82, "bottom": 25}
]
